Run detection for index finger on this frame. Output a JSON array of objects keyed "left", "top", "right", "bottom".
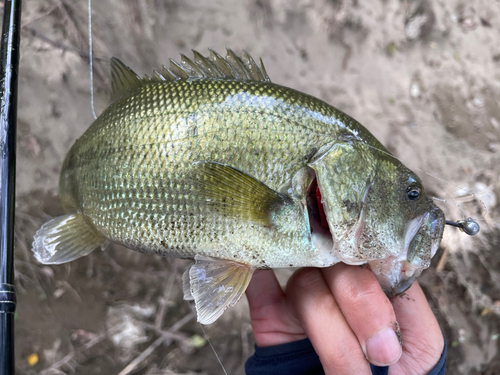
[
  {"left": 287, "top": 268, "right": 372, "bottom": 375},
  {"left": 246, "top": 270, "right": 306, "bottom": 347},
  {"left": 322, "top": 264, "right": 403, "bottom": 366}
]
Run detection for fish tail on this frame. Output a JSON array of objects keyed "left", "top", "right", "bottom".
[{"left": 32, "top": 213, "right": 107, "bottom": 264}]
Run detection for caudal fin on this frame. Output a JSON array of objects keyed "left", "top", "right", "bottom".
[{"left": 32, "top": 214, "right": 107, "bottom": 264}]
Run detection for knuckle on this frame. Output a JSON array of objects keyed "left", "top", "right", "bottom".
[
  {"left": 342, "top": 281, "right": 382, "bottom": 309},
  {"left": 321, "top": 344, "right": 366, "bottom": 373},
  {"left": 288, "top": 268, "right": 324, "bottom": 290},
  {"left": 402, "top": 329, "right": 444, "bottom": 361}
]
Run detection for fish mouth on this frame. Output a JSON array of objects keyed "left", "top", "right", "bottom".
[
  {"left": 306, "top": 177, "right": 335, "bottom": 257},
  {"left": 375, "top": 204, "right": 445, "bottom": 297}
]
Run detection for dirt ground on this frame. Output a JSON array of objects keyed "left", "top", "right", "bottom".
[{"left": 8, "top": 0, "right": 500, "bottom": 374}]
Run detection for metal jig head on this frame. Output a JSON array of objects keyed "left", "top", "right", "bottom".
[{"left": 445, "top": 217, "right": 480, "bottom": 236}]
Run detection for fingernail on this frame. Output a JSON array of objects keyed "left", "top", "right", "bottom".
[{"left": 365, "top": 326, "right": 402, "bottom": 366}]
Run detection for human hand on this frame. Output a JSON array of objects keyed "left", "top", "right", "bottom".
[{"left": 246, "top": 264, "right": 444, "bottom": 375}]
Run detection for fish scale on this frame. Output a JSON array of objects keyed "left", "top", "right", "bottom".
[
  {"left": 33, "top": 49, "right": 445, "bottom": 324},
  {"left": 61, "top": 80, "right": 343, "bottom": 263}
]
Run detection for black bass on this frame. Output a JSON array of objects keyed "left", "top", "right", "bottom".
[{"left": 32, "top": 49, "right": 445, "bottom": 324}]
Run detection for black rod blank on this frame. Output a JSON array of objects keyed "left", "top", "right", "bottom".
[{"left": 0, "top": 0, "right": 22, "bottom": 373}]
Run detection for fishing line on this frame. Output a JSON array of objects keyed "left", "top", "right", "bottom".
[
  {"left": 86, "top": 2, "right": 226, "bottom": 372},
  {"left": 402, "top": 104, "right": 493, "bottom": 218},
  {"left": 198, "top": 321, "right": 229, "bottom": 375},
  {"left": 184, "top": 289, "right": 228, "bottom": 374},
  {"left": 169, "top": 262, "right": 228, "bottom": 375},
  {"left": 88, "top": 0, "right": 97, "bottom": 120},
  {"left": 164, "top": 260, "right": 228, "bottom": 374},
  {"left": 362, "top": 141, "right": 488, "bottom": 220},
  {"left": 187, "top": 302, "right": 228, "bottom": 375}
]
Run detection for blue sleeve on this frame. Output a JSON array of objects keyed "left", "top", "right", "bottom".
[
  {"left": 245, "top": 338, "right": 324, "bottom": 375},
  {"left": 245, "top": 336, "right": 447, "bottom": 375}
]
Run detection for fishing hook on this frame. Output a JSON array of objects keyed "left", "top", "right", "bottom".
[{"left": 445, "top": 217, "right": 480, "bottom": 236}]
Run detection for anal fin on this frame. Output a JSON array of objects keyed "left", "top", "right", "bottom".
[
  {"left": 32, "top": 214, "right": 106, "bottom": 264},
  {"left": 184, "top": 255, "right": 254, "bottom": 324}
]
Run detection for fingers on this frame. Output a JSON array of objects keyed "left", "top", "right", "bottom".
[
  {"left": 389, "top": 281, "right": 444, "bottom": 374},
  {"left": 322, "top": 264, "right": 402, "bottom": 366},
  {"left": 287, "top": 268, "right": 372, "bottom": 375},
  {"left": 246, "top": 269, "right": 306, "bottom": 346},
  {"left": 246, "top": 269, "right": 285, "bottom": 319}
]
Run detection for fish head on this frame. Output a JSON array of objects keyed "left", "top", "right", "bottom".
[
  {"left": 361, "top": 162, "right": 445, "bottom": 297},
  {"left": 308, "top": 140, "right": 445, "bottom": 296}
]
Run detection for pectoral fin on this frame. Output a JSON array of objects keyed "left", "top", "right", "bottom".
[
  {"left": 183, "top": 255, "right": 254, "bottom": 324},
  {"left": 32, "top": 214, "right": 107, "bottom": 264},
  {"left": 189, "top": 161, "right": 291, "bottom": 226}
]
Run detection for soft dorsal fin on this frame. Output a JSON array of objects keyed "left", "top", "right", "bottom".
[{"left": 110, "top": 57, "right": 142, "bottom": 102}]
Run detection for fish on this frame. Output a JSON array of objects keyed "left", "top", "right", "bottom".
[{"left": 32, "top": 48, "right": 445, "bottom": 324}]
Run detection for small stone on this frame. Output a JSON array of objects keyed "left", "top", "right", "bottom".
[
  {"left": 481, "top": 307, "right": 492, "bottom": 316},
  {"left": 472, "top": 94, "right": 484, "bottom": 108},
  {"left": 53, "top": 288, "right": 65, "bottom": 299},
  {"left": 190, "top": 334, "right": 206, "bottom": 348},
  {"left": 40, "top": 266, "right": 54, "bottom": 278},
  {"left": 27, "top": 353, "right": 39, "bottom": 367},
  {"left": 410, "top": 82, "right": 421, "bottom": 98},
  {"left": 490, "top": 117, "right": 499, "bottom": 129},
  {"left": 405, "top": 1, "right": 436, "bottom": 40},
  {"left": 406, "top": 14, "right": 429, "bottom": 40},
  {"left": 386, "top": 41, "right": 396, "bottom": 57}
]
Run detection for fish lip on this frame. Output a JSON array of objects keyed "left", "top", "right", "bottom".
[
  {"left": 429, "top": 205, "right": 445, "bottom": 257},
  {"left": 386, "top": 274, "right": 416, "bottom": 298},
  {"left": 372, "top": 203, "right": 445, "bottom": 297},
  {"left": 392, "top": 205, "right": 445, "bottom": 296},
  {"left": 400, "top": 204, "right": 445, "bottom": 264},
  {"left": 401, "top": 212, "right": 428, "bottom": 260},
  {"left": 369, "top": 257, "right": 422, "bottom": 298}
]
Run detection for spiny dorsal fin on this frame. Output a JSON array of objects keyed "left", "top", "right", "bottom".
[
  {"left": 151, "top": 48, "right": 271, "bottom": 83},
  {"left": 110, "top": 57, "right": 142, "bottom": 102},
  {"left": 110, "top": 49, "right": 271, "bottom": 101}
]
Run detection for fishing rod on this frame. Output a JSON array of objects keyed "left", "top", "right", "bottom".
[{"left": 0, "top": 0, "right": 22, "bottom": 373}]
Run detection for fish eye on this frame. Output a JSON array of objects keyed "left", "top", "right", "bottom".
[{"left": 406, "top": 186, "right": 421, "bottom": 201}]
